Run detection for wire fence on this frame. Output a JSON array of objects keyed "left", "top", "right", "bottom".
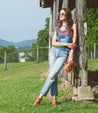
[
  {"left": 0, "top": 43, "right": 98, "bottom": 71},
  {"left": 2, "top": 45, "right": 48, "bottom": 71}
]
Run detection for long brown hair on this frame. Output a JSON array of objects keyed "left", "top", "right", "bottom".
[{"left": 58, "top": 8, "right": 73, "bottom": 37}]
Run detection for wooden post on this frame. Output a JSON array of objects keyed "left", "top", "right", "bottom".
[
  {"left": 4, "top": 51, "right": 7, "bottom": 71},
  {"left": 62, "top": 0, "right": 68, "bottom": 8},
  {"left": 56, "top": 0, "right": 59, "bottom": 25},
  {"left": 91, "top": 51, "right": 93, "bottom": 60},
  {"left": 70, "top": 9, "right": 77, "bottom": 85},
  {"left": 53, "top": 0, "right": 56, "bottom": 30},
  {"left": 59, "top": 0, "right": 69, "bottom": 80},
  {"left": 37, "top": 45, "right": 39, "bottom": 62},
  {"left": 76, "top": 0, "right": 88, "bottom": 86},
  {"left": 94, "top": 43, "right": 96, "bottom": 59},
  {"left": 49, "top": 7, "right": 53, "bottom": 51}
]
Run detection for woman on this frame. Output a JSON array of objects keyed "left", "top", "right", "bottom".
[{"left": 33, "top": 8, "right": 77, "bottom": 106}]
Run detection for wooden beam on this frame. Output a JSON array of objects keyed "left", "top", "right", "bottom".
[
  {"left": 49, "top": 0, "right": 60, "bottom": 51},
  {"left": 76, "top": 0, "right": 88, "bottom": 86},
  {"left": 87, "top": 0, "right": 98, "bottom": 8},
  {"left": 56, "top": 0, "right": 60, "bottom": 25},
  {"left": 62, "top": 0, "right": 68, "bottom": 8},
  {"left": 49, "top": 7, "right": 53, "bottom": 51},
  {"left": 52, "top": 0, "right": 56, "bottom": 30},
  {"left": 40, "top": 0, "right": 98, "bottom": 9}
]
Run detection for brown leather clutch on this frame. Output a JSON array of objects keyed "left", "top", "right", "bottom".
[{"left": 64, "top": 61, "right": 77, "bottom": 73}]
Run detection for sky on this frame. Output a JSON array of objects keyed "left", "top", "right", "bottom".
[{"left": 0, "top": 0, "right": 50, "bottom": 42}]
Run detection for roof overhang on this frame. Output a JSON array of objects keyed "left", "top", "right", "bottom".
[
  {"left": 40, "top": 0, "right": 98, "bottom": 9},
  {"left": 40, "top": 0, "right": 53, "bottom": 8}
]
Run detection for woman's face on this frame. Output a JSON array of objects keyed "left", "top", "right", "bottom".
[{"left": 59, "top": 10, "right": 66, "bottom": 21}]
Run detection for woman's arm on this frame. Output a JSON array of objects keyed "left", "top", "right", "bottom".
[
  {"left": 67, "top": 23, "right": 77, "bottom": 61},
  {"left": 52, "top": 30, "right": 76, "bottom": 49},
  {"left": 52, "top": 30, "right": 68, "bottom": 46}
]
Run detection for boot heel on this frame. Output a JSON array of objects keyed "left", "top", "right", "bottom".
[
  {"left": 32, "top": 96, "right": 42, "bottom": 106},
  {"left": 52, "top": 97, "right": 57, "bottom": 105}
]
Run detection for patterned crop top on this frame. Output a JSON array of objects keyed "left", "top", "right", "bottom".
[{"left": 54, "top": 25, "right": 72, "bottom": 51}]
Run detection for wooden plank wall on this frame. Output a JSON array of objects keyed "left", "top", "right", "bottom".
[{"left": 49, "top": 0, "right": 87, "bottom": 87}]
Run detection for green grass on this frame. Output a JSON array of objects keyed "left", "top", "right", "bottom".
[
  {"left": 88, "top": 59, "right": 98, "bottom": 71},
  {"left": 0, "top": 61, "right": 98, "bottom": 113}
]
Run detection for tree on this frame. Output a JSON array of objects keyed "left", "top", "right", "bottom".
[
  {"left": 7, "top": 45, "right": 19, "bottom": 62},
  {"left": 87, "top": 8, "right": 98, "bottom": 58},
  {"left": 87, "top": 8, "right": 98, "bottom": 47},
  {"left": 32, "top": 17, "right": 49, "bottom": 61},
  {"left": 0, "top": 46, "right": 7, "bottom": 61},
  {"left": 0, "top": 45, "right": 19, "bottom": 63}
]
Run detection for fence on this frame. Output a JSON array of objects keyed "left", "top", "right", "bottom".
[
  {"left": 3, "top": 45, "right": 49, "bottom": 71},
  {"left": 2, "top": 43, "right": 98, "bottom": 71},
  {"left": 88, "top": 43, "right": 98, "bottom": 59}
]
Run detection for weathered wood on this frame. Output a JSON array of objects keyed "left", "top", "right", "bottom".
[
  {"left": 40, "top": 0, "right": 53, "bottom": 8},
  {"left": 70, "top": 9, "right": 76, "bottom": 85},
  {"left": 53, "top": 0, "right": 56, "bottom": 30},
  {"left": 71, "top": 8, "right": 76, "bottom": 23},
  {"left": 49, "top": 0, "right": 59, "bottom": 51},
  {"left": 49, "top": 7, "right": 53, "bottom": 51},
  {"left": 94, "top": 43, "right": 96, "bottom": 59},
  {"left": 37, "top": 45, "right": 39, "bottom": 62},
  {"left": 59, "top": 0, "right": 69, "bottom": 81},
  {"left": 91, "top": 51, "right": 93, "bottom": 60},
  {"left": 76, "top": 0, "right": 88, "bottom": 86},
  {"left": 62, "top": 0, "right": 68, "bottom": 8},
  {"left": 40, "top": 0, "right": 89, "bottom": 88},
  {"left": 4, "top": 51, "right": 7, "bottom": 71},
  {"left": 56, "top": 0, "right": 60, "bottom": 25},
  {"left": 60, "top": 9, "right": 77, "bottom": 84},
  {"left": 40, "top": 0, "right": 98, "bottom": 9}
]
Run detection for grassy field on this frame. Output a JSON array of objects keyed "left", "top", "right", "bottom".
[
  {"left": 0, "top": 60, "right": 98, "bottom": 113},
  {"left": 88, "top": 59, "right": 98, "bottom": 71}
]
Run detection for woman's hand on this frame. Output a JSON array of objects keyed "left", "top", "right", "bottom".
[
  {"left": 66, "top": 55, "right": 74, "bottom": 67},
  {"left": 65, "top": 60, "right": 74, "bottom": 67},
  {"left": 66, "top": 43, "right": 77, "bottom": 49},
  {"left": 68, "top": 60, "right": 74, "bottom": 67}
]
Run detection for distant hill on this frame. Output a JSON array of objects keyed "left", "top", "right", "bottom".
[{"left": 0, "top": 39, "right": 37, "bottom": 47}]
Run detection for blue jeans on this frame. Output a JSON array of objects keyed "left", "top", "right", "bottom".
[{"left": 40, "top": 47, "right": 69, "bottom": 96}]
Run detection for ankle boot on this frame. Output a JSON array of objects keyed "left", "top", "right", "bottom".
[
  {"left": 32, "top": 96, "right": 42, "bottom": 106},
  {"left": 52, "top": 97, "right": 57, "bottom": 105}
]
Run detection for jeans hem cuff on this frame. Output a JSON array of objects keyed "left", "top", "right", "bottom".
[{"left": 40, "top": 91, "right": 46, "bottom": 96}]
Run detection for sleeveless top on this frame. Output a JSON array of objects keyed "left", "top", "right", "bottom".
[{"left": 54, "top": 25, "right": 72, "bottom": 51}]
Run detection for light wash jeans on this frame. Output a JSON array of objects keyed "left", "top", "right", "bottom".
[{"left": 40, "top": 46, "right": 69, "bottom": 96}]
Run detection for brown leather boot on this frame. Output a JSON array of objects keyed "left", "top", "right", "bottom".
[
  {"left": 52, "top": 97, "right": 57, "bottom": 105},
  {"left": 32, "top": 96, "right": 42, "bottom": 106}
]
